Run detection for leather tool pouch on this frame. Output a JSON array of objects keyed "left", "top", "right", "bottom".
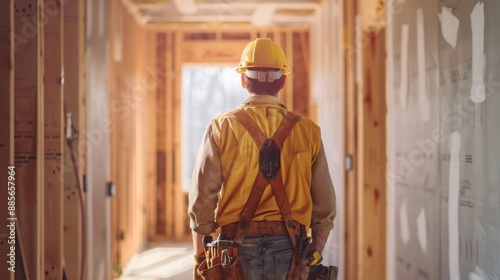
[
  {"left": 196, "top": 239, "right": 245, "bottom": 280},
  {"left": 308, "top": 264, "right": 338, "bottom": 280},
  {"left": 289, "top": 254, "right": 311, "bottom": 279}
]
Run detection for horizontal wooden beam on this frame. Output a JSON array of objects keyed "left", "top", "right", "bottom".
[{"left": 147, "top": 22, "right": 309, "bottom": 32}]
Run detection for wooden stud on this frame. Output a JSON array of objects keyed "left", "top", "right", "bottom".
[
  {"left": 0, "top": 1, "right": 15, "bottom": 278},
  {"left": 13, "top": 0, "right": 45, "bottom": 278},
  {"left": 62, "top": 0, "right": 85, "bottom": 276},
  {"left": 173, "top": 31, "right": 184, "bottom": 240},
  {"left": 36, "top": 1, "right": 45, "bottom": 279},
  {"left": 358, "top": 28, "right": 387, "bottom": 280},
  {"left": 285, "top": 30, "right": 294, "bottom": 111},
  {"left": 292, "top": 31, "right": 310, "bottom": 117},
  {"left": 43, "top": 0, "right": 64, "bottom": 277},
  {"left": 156, "top": 31, "right": 168, "bottom": 237},
  {"left": 146, "top": 30, "right": 158, "bottom": 241},
  {"left": 123, "top": 8, "right": 132, "bottom": 264},
  {"left": 165, "top": 31, "right": 174, "bottom": 238},
  {"left": 109, "top": 0, "right": 120, "bottom": 273},
  {"left": 344, "top": 0, "right": 359, "bottom": 279}
]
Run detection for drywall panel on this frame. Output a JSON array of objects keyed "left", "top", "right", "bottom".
[
  {"left": 437, "top": 1, "right": 500, "bottom": 278},
  {"left": 388, "top": 0, "right": 500, "bottom": 279},
  {"left": 388, "top": 0, "right": 445, "bottom": 279}
]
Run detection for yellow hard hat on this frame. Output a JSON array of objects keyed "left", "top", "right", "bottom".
[{"left": 236, "top": 38, "right": 291, "bottom": 75}]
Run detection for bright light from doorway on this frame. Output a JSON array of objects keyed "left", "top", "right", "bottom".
[{"left": 181, "top": 66, "right": 247, "bottom": 192}]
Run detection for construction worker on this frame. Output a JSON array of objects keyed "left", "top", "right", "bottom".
[{"left": 188, "top": 38, "right": 336, "bottom": 279}]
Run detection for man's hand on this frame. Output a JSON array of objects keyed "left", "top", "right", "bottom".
[
  {"left": 192, "top": 230, "right": 206, "bottom": 279},
  {"left": 193, "top": 254, "right": 205, "bottom": 280},
  {"left": 192, "top": 230, "right": 206, "bottom": 256},
  {"left": 310, "top": 229, "right": 330, "bottom": 255}
]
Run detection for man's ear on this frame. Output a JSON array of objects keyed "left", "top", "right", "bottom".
[
  {"left": 241, "top": 74, "right": 246, "bottom": 88},
  {"left": 280, "top": 75, "right": 287, "bottom": 89}
]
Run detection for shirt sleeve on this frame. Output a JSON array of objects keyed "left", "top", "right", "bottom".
[
  {"left": 188, "top": 122, "right": 223, "bottom": 235},
  {"left": 310, "top": 141, "right": 337, "bottom": 231}
]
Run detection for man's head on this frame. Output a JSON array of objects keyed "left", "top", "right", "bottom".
[{"left": 236, "top": 38, "right": 290, "bottom": 96}]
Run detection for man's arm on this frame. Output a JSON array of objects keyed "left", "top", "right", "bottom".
[
  {"left": 188, "top": 123, "right": 222, "bottom": 235},
  {"left": 309, "top": 141, "right": 336, "bottom": 253},
  {"left": 310, "top": 142, "right": 337, "bottom": 229}
]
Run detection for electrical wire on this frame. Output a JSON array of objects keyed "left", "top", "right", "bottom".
[{"left": 64, "top": 105, "right": 86, "bottom": 280}]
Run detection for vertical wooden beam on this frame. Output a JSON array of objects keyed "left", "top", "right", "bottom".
[
  {"left": 344, "top": 0, "right": 359, "bottom": 278},
  {"left": 0, "top": 0, "right": 15, "bottom": 278},
  {"left": 135, "top": 15, "right": 147, "bottom": 253},
  {"left": 292, "top": 31, "right": 310, "bottom": 118},
  {"left": 125, "top": 10, "right": 135, "bottom": 255},
  {"left": 285, "top": 30, "right": 294, "bottom": 111},
  {"left": 358, "top": 28, "right": 387, "bottom": 280},
  {"left": 173, "top": 31, "right": 184, "bottom": 239},
  {"left": 43, "top": 0, "right": 64, "bottom": 278},
  {"left": 129, "top": 7, "right": 137, "bottom": 255},
  {"left": 146, "top": 30, "right": 158, "bottom": 241},
  {"left": 116, "top": 2, "right": 128, "bottom": 268},
  {"left": 166, "top": 31, "right": 174, "bottom": 238},
  {"left": 108, "top": 0, "right": 120, "bottom": 274},
  {"left": 36, "top": 1, "right": 46, "bottom": 279},
  {"left": 155, "top": 32, "right": 167, "bottom": 238},
  {"left": 63, "top": 0, "right": 85, "bottom": 278},
  {"left": 13, "top": 0, "right": 45, "bottom": 278}
]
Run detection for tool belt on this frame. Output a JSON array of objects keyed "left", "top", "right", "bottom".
[
  {"left": 221, "top": 220, "right": 304, "bottom": 238},
  {"left": 196, "top": 235, "right": 244, "bottom": 280}
]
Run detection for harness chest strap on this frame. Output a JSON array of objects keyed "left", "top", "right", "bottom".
[{"left": 230, "top": 109, "right": 301, "bottom": 250}]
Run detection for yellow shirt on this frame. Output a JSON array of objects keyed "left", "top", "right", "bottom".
[{"left": 188, "top": 95, "right": 336, "bottom": 235}]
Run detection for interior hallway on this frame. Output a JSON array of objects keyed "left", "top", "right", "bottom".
[{"left": 1, "top": 0, "right": 499, "bottom": 280}]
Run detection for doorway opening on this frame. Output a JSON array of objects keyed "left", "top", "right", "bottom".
[{"left": 181, "top": 65, "right": 247, "bottom": 191}]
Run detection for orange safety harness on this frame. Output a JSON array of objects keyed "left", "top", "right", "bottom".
[{"left": 230, "top": 108, "right": 309, "bottom": 280}]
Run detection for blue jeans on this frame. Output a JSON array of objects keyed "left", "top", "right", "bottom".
[{"left": 238, "top": 235, "right": 293, "bottom": 280}]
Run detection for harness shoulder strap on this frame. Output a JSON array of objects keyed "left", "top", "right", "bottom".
[{"left": 230, "top": 109, "right": 301, "bottom": 249}]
